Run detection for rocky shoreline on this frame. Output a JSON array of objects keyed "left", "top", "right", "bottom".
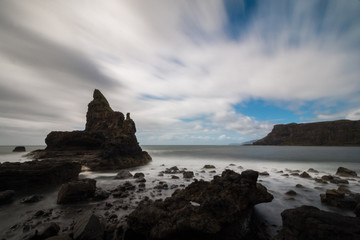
[{"left": 0, "top": 162, "right": 359, "bottom": 240}]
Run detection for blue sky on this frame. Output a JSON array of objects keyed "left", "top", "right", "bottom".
[{"left": 0, "top": 0, "right": 360, "bottom": 145}]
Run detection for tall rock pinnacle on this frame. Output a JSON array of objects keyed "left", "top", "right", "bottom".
[{"left": 42, "top": 89, "right": 151, "bottom": 170}]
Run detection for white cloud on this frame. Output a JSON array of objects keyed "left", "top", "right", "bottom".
[{"left": 0, "top": 0, "right": 359, "bottom": 145}]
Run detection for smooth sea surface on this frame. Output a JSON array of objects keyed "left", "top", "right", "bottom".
[{"left": 1, "top": 145, "right": 360, "bottom": 238}]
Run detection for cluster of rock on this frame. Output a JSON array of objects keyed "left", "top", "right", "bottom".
[
  {"left": 31, "top": 89, "right": 151, "bottom": 170},
  {"left": 120, "top": 169, "right": 273, "bottom": 240},
  {"left": 254, "top": 120, "right": 360, "bottom": 146}
]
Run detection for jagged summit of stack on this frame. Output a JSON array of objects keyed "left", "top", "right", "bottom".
[{"left": 33, "top": 89, "right": 151, "bottom": 170}]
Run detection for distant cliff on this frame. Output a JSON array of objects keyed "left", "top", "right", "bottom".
[
  {"left": 253, "top": 120, "right": 360, "bottom": 146},
  {"left": 32, "top": 89, "right": 151, "bottom": 170}
]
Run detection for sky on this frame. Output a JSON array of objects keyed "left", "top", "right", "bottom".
[{"left": 0, "top": 0, "right": 360, "bottom": 145}]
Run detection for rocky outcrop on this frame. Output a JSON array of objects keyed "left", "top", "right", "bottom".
[
  {"left": 254, "top": 120, "right": 360, "bottom": 146},
  {"left": 274, "top": 205, "right": 360, "bottom": 240},
  {"left": 0, "top": 160, "right": 81, "bottom": 191},
  {"left": 32, "top": 89, "right": 151, "bottom": 170},
  {"left": 121, "top": 170, "right": 273, "bottom": 240}
]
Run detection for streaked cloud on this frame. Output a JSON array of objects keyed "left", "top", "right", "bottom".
[{"left": 0, "top": 0, "right": 359, "bottom": 145}]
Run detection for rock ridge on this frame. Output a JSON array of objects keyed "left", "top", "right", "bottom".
[{"left": 254, "top": 120, "right": 360, "bottom": 146}]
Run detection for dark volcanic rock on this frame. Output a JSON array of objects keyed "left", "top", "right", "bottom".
[
  {"left": 31, "top": 89, "right": 151, "bottom": 170},
  {"left": 336, "top": 167, "right": 357, "bottom": 177},
  {"left": 57, "top": 179, "right": 96, "bottom": 204},
  {"left": 13, "top": 146, "right": 26, "bottom": 152},
  {"left": 0, "top": 160, "right": 81, "bottom": 191},
  {"left": 0, "top": 190, "right": 15, "bottom": 204},
  {"left": 123, "top": 170, "right": 273, "bottom": 240},
  {"left": 274, "top": 205, "right": 360, "bottom": 240},
  {"left": 73, "top": 212, "right": 104, "bottom": 240},
  {"left": 254, "top": 120, "right": 360, "bottom": 146}
]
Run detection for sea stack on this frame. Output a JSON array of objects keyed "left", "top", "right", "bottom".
[
  {"left": 32, "top": 89, "right": 151, "bottom": 170},
  {"left": 254, "top": 120, "right": 360, "bottom": 146}
]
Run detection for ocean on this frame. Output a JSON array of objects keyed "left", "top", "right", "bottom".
[{"left": 1, "top": 145, "right": 360, "bottom": 238}]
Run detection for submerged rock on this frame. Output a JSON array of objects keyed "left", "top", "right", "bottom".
[
  {"left": 57, "top": 179, "right": 96, "bottom": 204},
  {"left": 115, "top": 170, "right": 133, "bottom": 179},
  {"left": 300, "top": 171, "right": 311, "bottom": 178},
  {"left": 29, "top": 89, "right": 151, "bottom": 171},
  {"left": 183, "top": 171, "right": 194, "bottom": 179},
  {"left": 123, "top": 169, "right": 273, "bottom": 240},
  {"left": 336, "top": 167, "right": 357, "bottom": 177},
  {"left": 274, "top": 205, "right": 360, "bottom": 240},
  {"left": 12, "top": 146, "right": 26, "bottom": 152},
  {"left": 203, "top": 164, "right": 216, "bottom": 169}
]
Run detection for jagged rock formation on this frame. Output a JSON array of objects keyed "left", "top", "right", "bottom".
[
  {"left": 32, "top": 89, "right": 151, "bottom": 170},
  {"left": 274, "top": 205, "right": 360, "bottom": 240},
  {"left": 120, "top": 170, "right": 273, "bottom": 240},
  {"left": 253, "top": 120, "right": 360, "bottom": 146},
  {"left": 0, "top": 160, "right": 81, "bottom": 191}
]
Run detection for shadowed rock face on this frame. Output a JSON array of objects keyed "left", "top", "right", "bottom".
[
  {"left": 0, "top": 160, "right": 81, "bottom": 191},
  {"left": 274, "top": 205, "right": 360, "bottom": 240},
  {"left": 254, "top": 120, "right": 360, "bottom": 146},
  {"left": 122, "top": 170, "right": 273, "bottom": 240},
  {"left": 34, "top": 89, "right": 151, "bottom": 170}
]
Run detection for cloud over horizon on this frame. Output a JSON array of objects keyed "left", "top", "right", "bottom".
[{"left": 1, "top": 0, "right": 360, "bottom": 145}]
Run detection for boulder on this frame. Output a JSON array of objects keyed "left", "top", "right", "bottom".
[
  {"left": 124, "top": 170, "right": 273, "bottom": 240},
  {"left": 93, "top": 188, "right": 110, "bottom": 201},
  {"left": 300, "top": 171, "right": 311, "bottom": 178},
  {"left": 133, "top": 172, "right": 145, "bottom": 178},
  {"left": 336, "top": 167, "right": 357, "bottom": 177},
  {"left": 29, "top": 89, "right": 151, "bottom": 171},
  {"left": 0, "top": 190, "right": 15, "bottom": 204},
  {"left": 164, "top": 166, "right": 182, "bottom": 174},
  {"left": 114, "top": 170, "right": 133, "bottom": 179},
  {"left": 274, "top": 205, "right": 360, "bottom": 240},
  {"left": 183, "top": 171, "right": 194, "bottom": 178},
  {"left": 73, "top": 213, "right": 104, "bottom": 240},
  {"left": 320, "top": 189, "right": 360, "bottom": 210},
  {"left": 308, "top": 168, "right": 319, "bottom": 173},
  {"left": 0, "top": 160, "right": 81, "bottom": 191},
  {"left": 285, "top": 190, "right": 297, "bottom": 196},
  {"left": 203, "top": 164, "right": 216, "bottom": 169},
  {"left": 13, "top": 146, "right": 26, "bottom": 152},
  {"left": 21, "top": 195, "right": 43, "bottom": 203},
  {"left": 259, "top": 171, "right": 269, "bottom": 176},
  {"left": 28, "top": 222, "right": 60, "bottom": 240},
  {"left": 57, "top": 179, "right": 96, "bottom": 204}
]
